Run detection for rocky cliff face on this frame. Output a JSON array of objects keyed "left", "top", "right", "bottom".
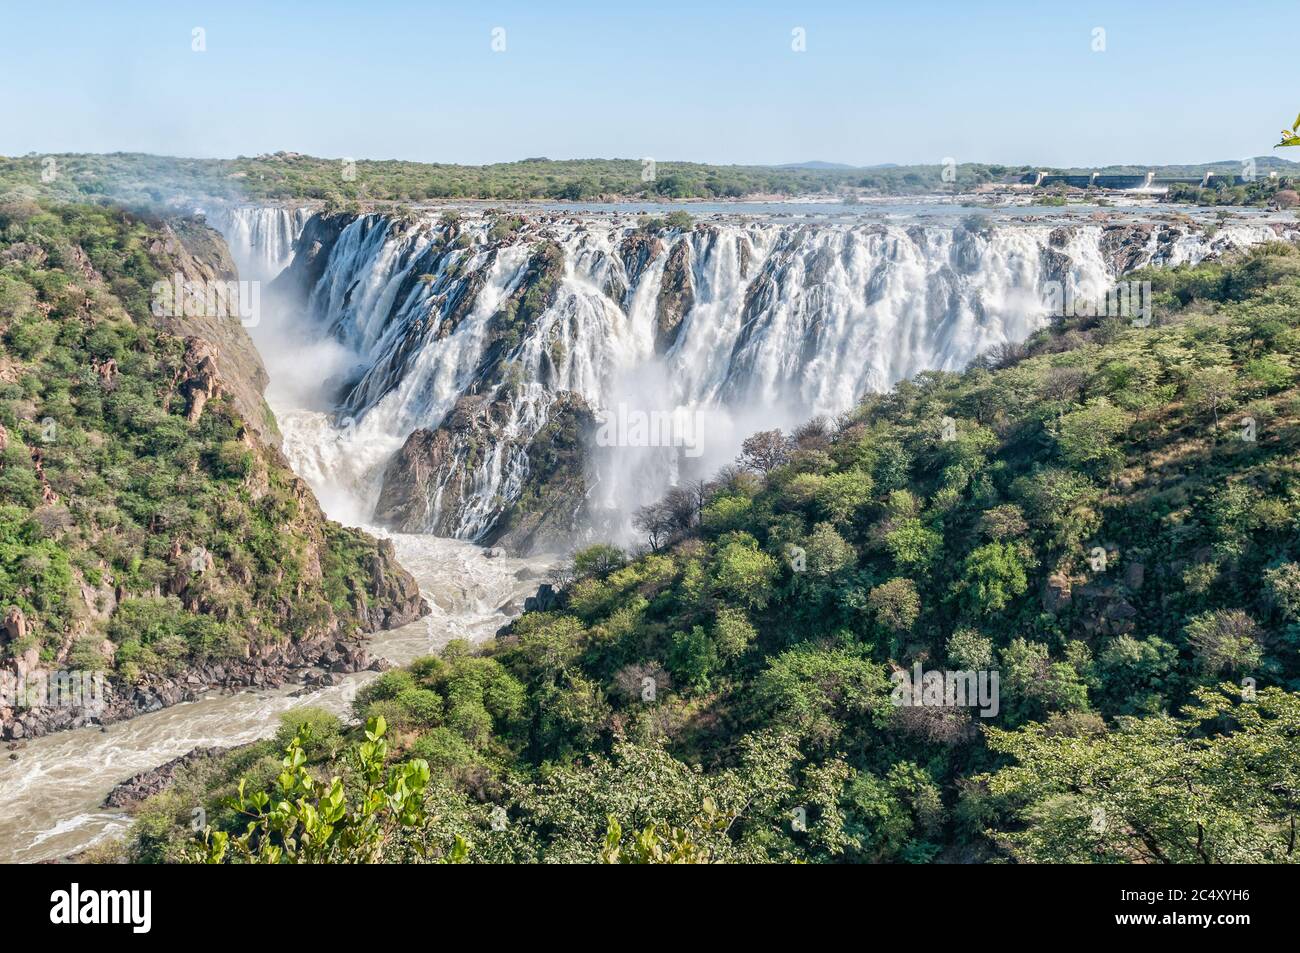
[
  {"left": 150, "top": 217, "right": 428, "bottom": 638},
  {"left": 654, "top": 238, "right": 693, "bottom": 352},
  {"left": 0, "top": 205, "right": 428, "bottom": 742},
  {"left": 376, "top": 389, "right": 595, "bottom": 553},
  {"left": 149, "top": 217, "right": 280, "bottom": 446}
]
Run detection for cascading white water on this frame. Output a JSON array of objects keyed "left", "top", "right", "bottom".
[
  {"left": 207, "top": 205, "right": 313, "bottom": 284},
  {"left": 215, "top": 205, "right": 1295, "bottom": 548}
]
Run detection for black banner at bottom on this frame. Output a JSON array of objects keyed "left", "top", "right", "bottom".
[{"left": 7, "top": 862, "right": 1276, "bottom": 940}]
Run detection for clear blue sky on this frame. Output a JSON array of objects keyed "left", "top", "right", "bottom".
[{"left": 2, "top": 0, "right": 1296, "bottom": 167}]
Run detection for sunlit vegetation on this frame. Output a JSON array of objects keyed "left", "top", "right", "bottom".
[
  {"left": 0, "top": 153, "right": 1028, "bottom": 205},
  {"left": 0, "top": 200, "right": 400, "bottom": 680},
  {"left": 117, "top": 241, "right": 1300, "bottom": 864}
]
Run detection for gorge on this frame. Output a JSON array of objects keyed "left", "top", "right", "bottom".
[{"left": 3, "top": 196, "right": 1295, "bottom": 863}]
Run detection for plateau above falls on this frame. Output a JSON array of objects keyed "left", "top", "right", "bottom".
[{"left": 211, "top": 204, "right": 1297, "bottom": 554}]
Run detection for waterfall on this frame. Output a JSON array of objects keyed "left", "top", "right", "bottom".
[
  {"left": 213, "top": 207, "right": 1295, "bottom": 551},
  {"left": 208, "top": 205, "right": 314, "bottom": 284}
]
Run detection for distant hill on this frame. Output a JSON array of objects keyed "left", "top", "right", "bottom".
[
  {"left": 775, "top": 161, "right": 859, "bottom": 170},
  {"left": 1207, "top": 155, "right": 1298, "bottom": 168},
  {"left": 0, "top": 152, "right": 1295, "bottom": 207}
]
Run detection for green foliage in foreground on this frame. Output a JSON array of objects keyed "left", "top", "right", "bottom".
[
  {"left": 983, "top": 685, "right": 1299, "bottom": 863},
  {"left": 129, "top": 243, "right": 1300, "bottom": 864},
  {"left": 196, "top": 717, "right": 463, "bottom": 864}
]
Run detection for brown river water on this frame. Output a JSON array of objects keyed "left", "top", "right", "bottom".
[{"left": 0, "top": 534, "right": 552, "bottom": 862}]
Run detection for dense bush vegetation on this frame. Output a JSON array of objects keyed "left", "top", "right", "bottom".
[
  {"left": 128, "top": 242, "right": 1300, "bottom": 864},
  {"left": 6, "top": 153, "right": 1295, "bottom": 211},
  {"left": 0, "top": 153, "right": 1029, "bottom": 205},
  {"left": 1165, "top": 174, "right": 1299, "bottom": 207},
  {"left": 0, "top": 200, "right": 399, "bottom": 681}
]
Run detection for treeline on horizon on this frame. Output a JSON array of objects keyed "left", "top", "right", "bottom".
[{"left": 1, "top": 152, "right": 1296, "bottom": 207}]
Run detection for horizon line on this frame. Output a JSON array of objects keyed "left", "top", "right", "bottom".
[{"left": 4, "top": 150, "right": 1297, "bottom": 171}]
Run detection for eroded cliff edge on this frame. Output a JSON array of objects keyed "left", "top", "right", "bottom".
[{"left": 0, "top": 201, "right": 428, "bottom": 741}]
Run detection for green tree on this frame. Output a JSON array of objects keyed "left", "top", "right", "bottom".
[
  {"left": 959, "top": 542, "right": 1031, "bottom": 613},
  {"left": 983, "top": 687, "right": 1300, "bottom": 863},
  {"left": 1055, "top": 400, "right": 1132, "bottom": 474},
  {"left": 1183, "top": 610, "right": 1264, "bottom": 675},
  {"left": 194, "top": 717, "right": 461, "bottom": 864},
  {"left": 712, "top": 534, "right": 779, "bottom": 609}
]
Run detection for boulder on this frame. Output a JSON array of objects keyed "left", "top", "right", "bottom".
[
  {"left": 524, "top": 583, "right": 558, "bottom": 613},
  {"left": 1041, "top": 572, "right": 1073, "bottom": 613},
  {"left": 2, "top": 606, "right": 26, "bottom": 644}
]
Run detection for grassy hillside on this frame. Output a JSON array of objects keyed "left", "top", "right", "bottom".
[
  {"left": 0, "top": 199, "right": 423, "bottom": 728},
  {"left": 121, "top": 242, "right": 1300, "bottom": 864}
]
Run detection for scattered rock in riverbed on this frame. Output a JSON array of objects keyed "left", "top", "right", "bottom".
[
  {"left": 523, "top": 583, "right": 558, "bottom": 613},
  {"left": 102, "top": 746, "right": 229, "bottom": 810},
  {"left": 0, "top": 635, "right": 390, "bottom": 742}
]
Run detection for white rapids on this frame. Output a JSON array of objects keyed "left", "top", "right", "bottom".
[{"left": 0, "top": 531, "right": 551, "bottom": 863}]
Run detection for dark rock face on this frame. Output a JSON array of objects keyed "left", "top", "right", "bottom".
[
  {"left": 1073, "top": 581, "right": 1138, "bottom": 638},
  {"left": 654, "top": 239, "right": 693, "bottom": 353},
  {"left": 1040, "top": 246, "right": 1074, "bottom": 287},
  {"left": 149, "top": 219, "right": 278, "bottom": 446},
  {"left": 1098, "top": 223, "right": 1155, "bottom": 274},
  {"left": 620, "top": 231, "right": 664, "bottom": 290},
  {"left": 483, "top": 240, "right": 566, "bottom": 380},
  {"left": 1041, "top": 571, "right": 1074, "bottom": 614},
  {"left": 268, "top": 210, "right": 356, "bottom": 306},
  {"left": 180, "top": 337, "right": 222, "bottom": 423},
  {"left": 369, "top": 537, "right": 426, "bottom": 628},
  {"left": 103, "top": 746, "right": 228, "bottom": 809},
  {"left": 1125, "top": 561, "right": 1145, "bottom": 591},
  {"left": 737, "top": 235, "right": 753, "bottom": 279},
  {"left": 951, "top": 227, "right": 986, "bottom": 274},
  {"left": 373, "top": 396, "right": 495, "bottom": 538},
  {"left": 376, "top": 391, "right": 594, "bottom": 555},
  {"left": 0, "top": 633, "right": 396, "bottom": 742},
  {"left": 483, "top": 392, "right": 595, "bottom": 554},
  {"left": 1047, "top": 226, "right": 1075, "bottom": 249},
  {"left": 375, "top": 426, "right": 450, "bottom": 531},
  {"left": 523, "top": 583, "right": 558, "bottom": 613}
]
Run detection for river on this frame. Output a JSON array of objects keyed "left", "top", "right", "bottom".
[{"left": 0, "top": 533, "right": 553, "bottom": 863}]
